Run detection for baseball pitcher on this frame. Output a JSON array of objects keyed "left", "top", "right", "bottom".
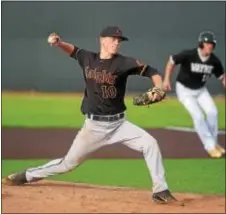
[{"left": 3, "top": 26, "right": 177, "bottom": 204}]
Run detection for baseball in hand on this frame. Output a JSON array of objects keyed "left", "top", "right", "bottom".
[{"left": 47, "top": 34, "right": 59, "bottom": 46}]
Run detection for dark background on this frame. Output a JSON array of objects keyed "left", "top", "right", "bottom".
[{"left": 2, "top": 1, "right": 225, "bottom": 94}]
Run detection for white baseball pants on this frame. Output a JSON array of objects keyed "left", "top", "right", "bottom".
[{"left": 176, "top": 81, "right": 218, "bottom": 151}]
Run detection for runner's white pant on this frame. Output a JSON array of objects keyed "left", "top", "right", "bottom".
[
  {"left": 26, "top": 116, "right": 168, "bottom": 193},
  {"left": 176, "top": 82, "right": 218, "bottom": 151}
]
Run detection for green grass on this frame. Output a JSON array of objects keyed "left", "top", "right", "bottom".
[
  {"left": 2, "top": 93, "right": 225, "bottom": 128},
  {"left": 2, "top": 159, "right": 225, "bottom": 195}
]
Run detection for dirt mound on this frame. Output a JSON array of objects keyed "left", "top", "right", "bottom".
[{"left": 2, "top": 181, "right": 225, "bottom": 213}]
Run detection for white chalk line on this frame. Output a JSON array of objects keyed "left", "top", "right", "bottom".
[{"left": 165, "top": 126, "right": 226, "bottom": 135}]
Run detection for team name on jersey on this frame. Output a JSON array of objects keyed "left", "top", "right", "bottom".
[
  {"left": 84, "top": 66, "right": 117, "bottom": 85},
  {"left": 190, "top": 63, "right": 213, "bottom": 74}
]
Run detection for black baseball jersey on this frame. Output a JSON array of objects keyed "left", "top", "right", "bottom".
[
  {"left": 171, "top": 48, "right": 224, "bottom": 89},
  {"left": 70, "top": 46, "right": 159, "bottom": 115}
]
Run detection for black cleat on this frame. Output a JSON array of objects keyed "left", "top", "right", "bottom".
[
  {"left": 152, "top": 189, "right": 177, "bottom": 204},
  {"left": 2, "top": 171, "right": 28, "bottom": 186}
]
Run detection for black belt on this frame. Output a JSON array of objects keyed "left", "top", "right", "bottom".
[{"left": 87, "top": 113, "right": 125, "bottom": 122}]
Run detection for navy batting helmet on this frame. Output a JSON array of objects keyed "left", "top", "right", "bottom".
[{"left": 198, "top": 31, "right": 217, "bottom": 48}]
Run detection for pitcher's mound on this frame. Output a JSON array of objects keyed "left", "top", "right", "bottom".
[{"left": 2, "top": 180, "right": 225, "bottom": 213}]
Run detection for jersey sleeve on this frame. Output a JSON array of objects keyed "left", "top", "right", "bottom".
[
  {"left": 70, "top": 46, "right": 90, "bottom": 68},
  {"left": 123, "top": 57, "right": 159, "bottom": 77},
  {"left": 213, "top": 59, "right": 225, "bottom": 79},
  {"left": 170, "top": 50, "right": 189, "bottom": 65}
]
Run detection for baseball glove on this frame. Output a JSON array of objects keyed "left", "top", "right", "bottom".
[{"left": 133, "top": 87, "right": 166, "bottom": 106}]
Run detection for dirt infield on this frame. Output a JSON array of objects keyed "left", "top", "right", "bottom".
[
  {"left": 2, "top": 128, "right": 225, "bottom": 159},
  {"left": 2, "top": 181, "right": 225, "bottom": 213},
  {"left": 2, "top": 128, "right": 226, "bottom": 213}
]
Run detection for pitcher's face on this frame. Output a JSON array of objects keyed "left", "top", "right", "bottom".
[{"left": 100, "top": 37, "right": 121, "bottom": 55}]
